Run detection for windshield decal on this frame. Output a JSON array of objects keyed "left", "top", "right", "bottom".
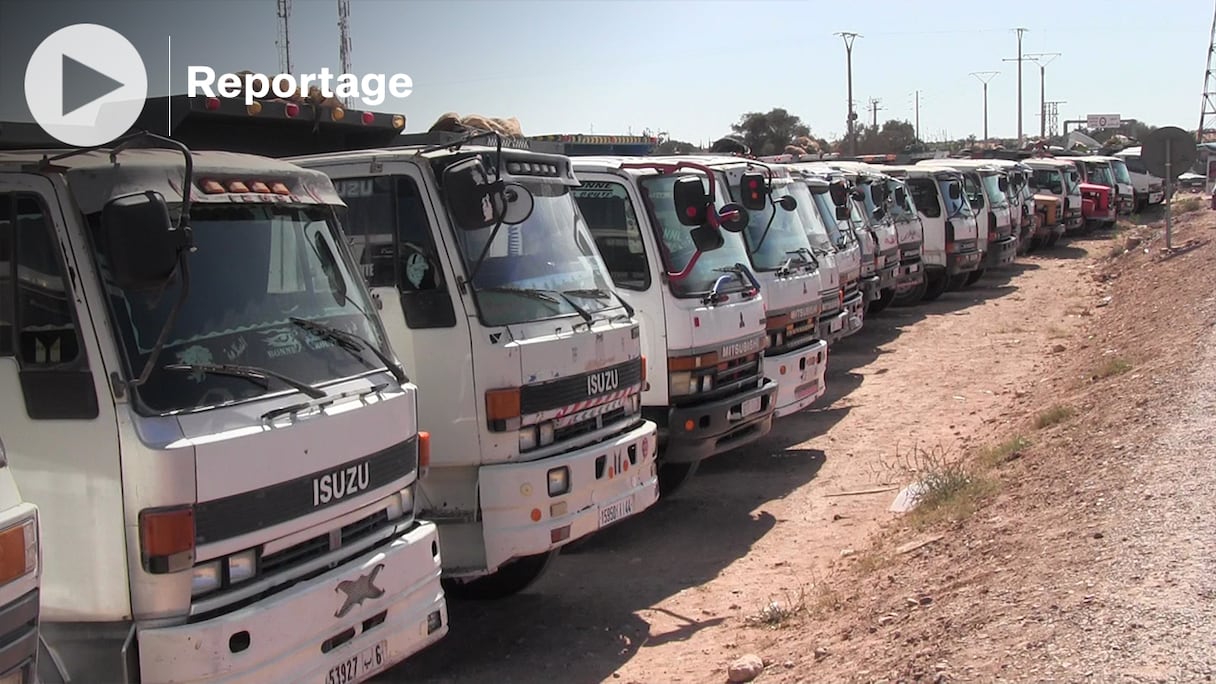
[
  {"left": 262, "top": 327, "right": 304, "bottom": 359},
  {"left": 176, "top": 345, "right": 214, "bottom": 382}
]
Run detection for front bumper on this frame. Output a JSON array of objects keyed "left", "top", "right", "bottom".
[
  {"left": 946, "top": 249, "right": 982, "bottom": 275},
  {"left": 876, "top": 256, "right": 899, "bottom": 290},
  {"left": 842, "top": 291, "right": 865, "bottom": 337},
  {"left": 815, "top": 304, "right": 848, "bottom": 345},
  {"left": 138, "top": 521, "right": 447, "bottom": 684},
  {"left": 1118, "top": 196, "right": 1134, "bottom": 214},
  {"left": 651, "top": 379, "right": 778, "bottom": 464},
  {"left": 0, "top": 589, "right": 37, "bottom": 684},
  {"left": 985, "top": 236, "right": 1017, "bottom": 268},
  {"left": 1149, "top": 189, "right": 1165, "bottom": 204},
  {"left": 1064, "top": 209, "right": 1084, "bottom": 231},
  {"left": 765, "top": 340, "right": 829, "bottom": 418},
  {"left": 478, "top": 419, "right": 659, "bottom": 572},
  {"left": 860, "top": 274, "right": 882, "bottom": 303},
  {"left": 895, "top": 257, "right": 924, "bottom": 292}
]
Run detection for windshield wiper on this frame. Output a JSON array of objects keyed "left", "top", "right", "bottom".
[
  {"left": 786, "top": 247, "right": 820, "bottom": 270},
  {"left": 164, "top": 362, "right": 326, "bottom": 399},
  {"left": 477, "top": 286, "right": 593, "bottom": 326},
  {"left": 290, "top": 317, "right": 408, "bottom": 385},
  {"left": 563, "top": 287, "right": 635, "bottom": 319},
  {"left": 707, "top": 262, "right": 762, "bottom": 304}
]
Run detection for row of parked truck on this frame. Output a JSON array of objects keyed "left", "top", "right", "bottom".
[{"left": 0, "top": 95, "right": 1132, "bottom": 683}]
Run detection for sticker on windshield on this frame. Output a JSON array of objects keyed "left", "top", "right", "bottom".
[
  {"left": 405, "top": 252, "right": 429, "bottom": 289},
  {"left": 176, "top": 345, "right": 214, "bottom": 382},
  {"left": 262, "top": 327, "right": 303, "bottom": 359},
  {"left": 223, "top": 336, "right": 248, "bottom": 362}
]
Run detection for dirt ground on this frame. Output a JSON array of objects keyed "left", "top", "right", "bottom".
[{"left": 383, "top": 201, "right": 1216, "bottom": 684}]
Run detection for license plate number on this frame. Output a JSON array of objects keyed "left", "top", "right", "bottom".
[
  {"left": 598, "top": 496, "right": 634, "bottom": 528},
  {"left": 907, "top": 262, "right": 920, "bottom": 273},
  {"left": 325, "top": 641, "right": 388, "bottom": 684},
  {"left": 829, "top": 317, "right": 844, "bottom": 333},
  {"left": 740, "top": 396, "right": 763, "bottom": 417}
]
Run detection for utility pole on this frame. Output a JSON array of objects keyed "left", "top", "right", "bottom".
[
  {"left": 1199, "top": 2, "right": 1216, "bottom": 142},
  {"left": 836, "top": 32, "right": 862, "bottom": 156},
  {"left": 337, "top": 0, "right": 353, "bottom": 107},
  {"left": 914, "top": 90, "right": 920, "bottom": 140},
  {"left": 868, "top": 97, "right": 883, "bottom": 128},
  {"left": 970, "top": 72, "right": 999, "bottom": 141},
  {"left": 1002, "top": 28, "right": 1029, "bottom": 143},
  {"left": 1025, "top": 52, "right": 1061, "bottom": 139}
]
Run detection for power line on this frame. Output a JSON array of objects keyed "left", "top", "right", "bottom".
[{"left": 970, "top": 71, "right": 999, "bottom": 141}]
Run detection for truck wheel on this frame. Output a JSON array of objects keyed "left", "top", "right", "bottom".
[
  {"left": 946, "top": 273, "right": 971, "bottom": 290},
  {"left": 658, "top": 460, "right": 700, "bottom": 498},
  {"left": 920, "top": 274, "right": 949, "bottom": 302},
  {"left": 442, "top": 550, "right": 559, "bottom": 600},
  {"left": 965, "top": 268, "right": 986, "bottom": 286},
  {"left": 867, "top": 288, "right": 895, "bottom": 314},
  {"left": 892, "top": 278, "right": 928, "bottom": 306}
]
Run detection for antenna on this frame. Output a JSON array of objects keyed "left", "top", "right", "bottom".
[
  {"left": 276, "top": 0, "right": 292, "bottom": 74},
  {"left": 1199, "top": 1, "right": 1216, "bottom": 142},
  {"left": 338, "top": 0, "right": 353, "bottom": 107}
]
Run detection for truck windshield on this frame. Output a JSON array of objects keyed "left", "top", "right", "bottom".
[
  {"left": 1029, "top": 169, "right": 1064, "bottom": 194},
  {"left": 636, "top": 173, "right": 753, "bottom": 298},
  {"left": 735, "top": 179, "right": 815, "bottom": 271},
  {"left": 1110, "top": 160, "right": 1132, "bottom": 185},
  {"left": 90, "top": 204, "right": 388, "bottom": 415},
  {"left": 981, "top": 174, "right": 1009, "bottom": 208},
  {"left": 884, "top": 180, "right": 918, "bottom": 222},
  {"left": 801, "top": 184, "right": 847, "bottom": 248},
  {"left": 1085, "top": 163, "right": 1114, "bottom": 187},
  {"left": 937, "top": 178, "right": 973, "bottom": 217},
  {"left": 450, "top": 181, "right": 616, "bottom": 327},
  {"left": 785, "top": 182, "right": 835, "bottom": 252},
  {"left": 962, "top": 174, "right": 986, "bottom": 208}
]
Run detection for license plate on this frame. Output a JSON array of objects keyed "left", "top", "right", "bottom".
[
  {"left": 829, "top": 317, "right": 844, "bottom": 333},
  {"left": 598, "top": 495, "right": 634, "bottom": 528},
  {"left": 1151, "top": 192, "right": 1164, "bottom": 203},
  {"left": 906, "top": 262, "right": 920, "bottom": 273},
  {"left": 325, "top": 640, "right": 388, "bottom": 684},
  {"left": 740, "top": 396, "right": 763, "bottom": 417}
]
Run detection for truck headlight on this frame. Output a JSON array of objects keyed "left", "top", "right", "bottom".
[
  {"left": 227, "top": 549, "right": 257, "bottom": 585},
  {"left": 699, "top": 375, "right": 714, "bottom": 392},
  {"left": 519, "top": 422, "right": 556, "bottom": 452},
  {"left": 669, "top": 370, "right": 694, "bottom": 396},
  {"left": 399, "top": 483, "right": 416, "bottom": 516},
  {"left": 191, "top": 560, "right": 222, "bottom": 596},
  {"left": 547, "top": 466, "right": 570, "bottom": 497}
]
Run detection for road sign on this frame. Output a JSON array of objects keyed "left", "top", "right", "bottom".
[
  {"left": 1086, "top": 114, "right": 1121, "bottom": 130},
  {"left": 1142, "top": 126, "right": 1197, "bottom": 180}
]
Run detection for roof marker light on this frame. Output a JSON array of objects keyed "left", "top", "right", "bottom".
[
  {"left": 249, "top": 181, "right": 270, "bottom": 193},
  {"left": 361, "top": 111, "right": 375, "bottom": 125},
  {"left": 392, "top": 115, "right": 406, "bottom": 129},
  {"left": 284, "top": 102, "right": 300, "bottom": 118},
  {"left": 204, "top": 97, "right": 220, "bottom": 111},
  {"left": 247, "top": 102, "right": 262, "bottom": 115},
  {"left": 271, "top": 182, "right": 291, "bottom": 195},
  {"left": 331, "top": 107, "right": 345, "bottom": 122},
  {"left": 200, "top": 180, "right": 225, "bottom": 194},
  {"left": 227, "top": 180, "right": 250, "bottom": 193}
]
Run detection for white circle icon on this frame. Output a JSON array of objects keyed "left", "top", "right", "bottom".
[{"left": 24, "top": 24, "right": 148, "bottom": 147}]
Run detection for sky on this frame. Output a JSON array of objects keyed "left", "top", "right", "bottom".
[{"left": 1, "top": 0, "right": 1212, "bottom": 144}]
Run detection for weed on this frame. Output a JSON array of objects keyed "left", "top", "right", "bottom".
[
  {"left": 977, "top": 435, "right": 1031, "bottom": 469},
  {"left": 1034, "top": 404, "right": 1075, "bottom": 429},
  {"left": 1093, "top": 356, "right": 1133, "bottom": 380},
  {"left": 852, "top": 549, "right": 893, "bottom": 575},
  {"left": 747, "top": 586, "right": 808, "bottom": 629},
  {"left": 880, "top": 443, "right": 999, "bottom": 528},
  {"left": 1176, "top": 195, "right": 1205, "bottom": 214}
]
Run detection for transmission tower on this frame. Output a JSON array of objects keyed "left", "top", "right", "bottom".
[
  {"left": 868, "top": 98, "right": 883, "bottom": 128},
  {"left": 338, "top": 0, "right": 353, "bottom": 106},
  {"left": 1045, "top": 100, "right": 1066, "bottom": 137},
  {"left": 275, "top": 0, "right": 292, "bottom": 74},
  {"left": 1198, "top": 2, "right": 1216, "bottom": 142}
]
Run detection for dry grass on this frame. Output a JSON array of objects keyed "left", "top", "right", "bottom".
[
  {"left": 1046, "top": 325, "right": 1071, "bottom": 339},
  {"left": 1034, "top": 404, "right": 1075, "bottom": 429},
  {"left": 1092, "top": 356, "right": 1133, "bottom": 380},
  {"left": 1176, "top": 195, "right": 1205, "bottom": 214},
  {"left": 878, "top": 443, "right": 1000, "bottom": 529},
  {"left": 747, "top": 587, "right": 809, "bottom": 629},
  {"left": 976, "top": 434, "right": 1032, "bottom": 469}
]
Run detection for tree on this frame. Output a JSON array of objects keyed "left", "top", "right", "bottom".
[
  {"left": 854, "top": 119, "right": 921, "bottom": 155},
  {"left": 655, "top": 138, "right": 703, "bottom": 155},
  {"left": 729, "top": 108, "right": 812, "bottom": 156}
]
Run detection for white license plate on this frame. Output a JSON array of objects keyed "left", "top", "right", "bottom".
[
  {"left": 907, "top": 263, "right": 920, "bottom": 273},
  {"left": 1151, "top": 192, "right": 1164, "bottom": 203},
  {"left": 829, "top": 317, "right": 844, "bottom": 333},
  {"left": 325, "top": 640, "right": 388, "bottom": 684},
  {"left": 598, "top": 495, "right": 634, "bottom": 528},
  {"left": 741, "top": 396, "right": 763, "bottom": 417}
]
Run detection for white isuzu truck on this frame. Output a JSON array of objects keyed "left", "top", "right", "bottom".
[
  {"left": 882, "top": 165, "right": 983, "bottom": 296},
  {"left": 564, "top": 155, "right": 779, "bottom": 493},
  {"left": 0, "top": 128, "right": 446, "bottom": 683},
  {"left": 0, "top": 437, "right": 39, "bottom": 684},
  {"left": 918, "top": 159, "right": 1017, "bottom": 281},
  {"left": 294, "top": 132, "right": 660, "bottom": 599}
]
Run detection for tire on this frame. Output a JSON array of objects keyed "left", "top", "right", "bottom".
[
  {"left": 867, "top": 287, "right": 895, "bottom": 314},
  {"left": 965, "top": 268, "right": 986, "bottom": 286},
  {"left": 892, "top": 277, "right": 928, "bottom": 306},
  {"left": 442, "top": 550, "right": 558, "bottom": 600},
  {"left": 946, "top": 273, "right": 971, "bottom": 290},
  {"left": 658, "top": 460, "right": 700, "bottom": 498},
  {"left": 920, "top": 273, "right": 949, "bottom": 302}
]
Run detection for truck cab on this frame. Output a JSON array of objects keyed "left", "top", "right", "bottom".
[
  {"left": 882, "top": 165, "right": 983, "bottom": 297},
  {"left": 1026, "top": 158, "right": 1084, "bottom": 233},
  {"left": 825, "top": 163, "right": 923, "bottom": 307},
  {"left": 1113, "top": 146, "right": 1166, "bottom": 211},
  {"left": 797, "top": 165, "right": 884, "bottom": 312},
  {"left": 295, "top": 135, "right": 660, "bottom": 597},
  {"left": 918, "top": 160, "right": 1017, "bottom": 278},
  {"left": 564, "top": 156, "right": 778, "bottom": 494},
  {"left": 1097, "top": 156, "right": 1136, "bottom": 216},
  {"left": 818, "top": 166, "right": 902, "bottom": 312},
  {"left": 0, "top": 135, "right": 446, "bottom": 683},
  {"left": 0, "top": 438, "right": 39, "bottom": 684},
  {"left": 1070, "top": 157, "right": 1119, "bottom": 228}
]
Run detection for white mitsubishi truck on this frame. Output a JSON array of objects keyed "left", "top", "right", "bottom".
[
  {"left": 918, "top": 159, "right": 1017, "bottom": 280},
  {"left": 0, "top": 437, "right": 39, "bottom": 684},
  {"left": 565, "top": 156, "right": 779, "bottom": 493},
  {"left": 882, "top": 165, "right": 983, "bottom": 296},
  {"left": 295, "top": 132, "right": 660, "bottom": 598},
  {"left": 0, "top": 128, "right": 446, "bottom": 683}
]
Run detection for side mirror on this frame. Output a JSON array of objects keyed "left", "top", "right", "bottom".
[
  {"left": 948, "top": 183, "right": 962, "bottom": 200},
  {"left": 101, "top": 191, "right": 183, "bottom": 291},
  {"left": 850, "top": 187, "right": 866, "bottom": 201},
  {"left": 443, "top": 157, "right": 502, "bottom": 230},
  {"left": 893, "top": 186, "right": 908, "bottom": 207},
  {"left": 775, "top": 195, "right": 797, "bottom": 211},
  {"left": 997, "top": 176, "right": 1010, "bottom": 192},
  {"left": 500, "top": 183, "right": 535, "bottom": 225},
  {"left": 828, "top": 182, "right": 849, "bottom": 206},
  {"left": 835, "top": 205, "right": 851, "bottom": 220},
  {"left": 689, "top": 224, "right": 724, "bottom": 252},
  {"left": 672, "top": 176, "right": 709, "bottom": 227},
  {"left": 1050, "top": 183, "right": 1063, "bottom": 194},
  {"left": 718, "top": 202, "right": 749, "bottom": 233},
  {"left": 873, "top": 206, "right": 886, "bottom": 220},
  {"left": 870, "top": 182, "right": 888, "bottom": 204},
  {"left": 739, "top": 172, "right": 768, "bottom": 211}
]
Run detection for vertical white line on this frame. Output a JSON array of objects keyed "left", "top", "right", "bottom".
[{"left": 167, "top": 35, "right": 171, "bottom": 134}]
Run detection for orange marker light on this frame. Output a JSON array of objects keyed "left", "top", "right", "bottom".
[
  {"left": 138, "top": 506, "right": 195, "bottom": 573},
  {"left": 530, "top": 508, "right": 542, "bottom": 522},
  {"left": 249, "top": 181, "right": 271, "bottom": 193},
  {"left": 270, "top": 182, "right": 291, "bottom": 196},
  {"left": 0, "top": 519, "right": 35, "bottom": 585},
  {"left": 418, "top": 431, "right": 431, "bottom": 472},
  {"left": 227, "top": 181, "right": 250, "bottom": 193},
  {"left": 485, "top": 388, "right": 522, "bottom": 421},
  {"left": 200, "top": 180, "right": 225, "bottom": 194},
  {"left": 684, "top": 419, "right": 695, "bottom": 431}
]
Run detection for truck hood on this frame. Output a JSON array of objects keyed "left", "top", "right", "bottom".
[
  {"left": 892, "top": 218, "right": 923, "bottom": 246},
  {"left": 759, "top": 268, "right": 823, "bottom": 315},
  {"left": 666, "top": 293, "right": 767, "bottom": 353}
]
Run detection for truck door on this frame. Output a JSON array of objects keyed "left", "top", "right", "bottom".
[{"left": 0, "top": 175, "right": 128, "bottom": 622}]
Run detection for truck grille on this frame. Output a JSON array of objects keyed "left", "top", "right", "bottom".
[
  {"left": 900, "top": 247, "right": 921, "bottom": 262},
  {"left": 674, "top": 351, "right": 764, "bottom": 407}
]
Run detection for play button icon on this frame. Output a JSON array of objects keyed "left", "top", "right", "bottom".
[{"left": 24, "top": 24, "right": 148, "bottom": 147}]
